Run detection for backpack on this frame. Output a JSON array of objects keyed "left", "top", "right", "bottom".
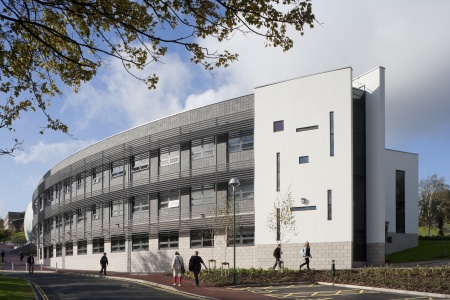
[
  {"left": 300, "top": 247, "right": 306, "bottom": 257},
  {"left": 188, "top": 256, "right": 194, "bottom": 271},
  {"left": 100, "top": 256, "right": 107, "bottom": 263},
  {"left": 273, "top": 249, "right": 277, "bottom": 257}
]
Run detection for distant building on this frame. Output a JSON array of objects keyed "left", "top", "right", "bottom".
[
  {"left": 31, "top": 67, "right": 418, "bottom": 272},
  {"left": 4, "top": 211, "right": 25, "bottom": 231}
]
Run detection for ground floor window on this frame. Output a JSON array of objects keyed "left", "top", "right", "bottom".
[
  {"left": 65, "top": 242, "right": 73, "bottom": 256},
  {"left": 77, "top": 240, "right": 87, "bottom": 255},
  {"left": 56, "top": 244, "right": 62, "bottom": 257},
  {"left": 159, "top": 232, "right": 179, "bottom": 249},
  {"left": 132, "top": 234, "right": 149, "bottom": 251},
  {"left": 93, "top": 238, "right": 104, "bottom": 254},
  {"left": 111, "top": 236, "right": 126, "bottom": 252},
  {"left": 49, "top": 245, "right": 54, "bottom": 258},
  {"left": 190, "top": 230, "right": 214, "bottom": 248},
  {"left": 228, "top": 226, "right": 255, "bottom": 246}
]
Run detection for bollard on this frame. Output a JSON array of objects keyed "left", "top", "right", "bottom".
[
  {"left": 331, "top": 259, "right": 336, "bottom": 276},
  {"left": 56, "top": 262, "right": 58, "bottom": 272},
  {"left": 41, "top": 262, "right": 43, "bottom": 272},
  {"left": 26, "top": 263, "right": 28, "bottom": 272},
  {"left": 12, "top": 262, "right": 14, "bottom": 271}
]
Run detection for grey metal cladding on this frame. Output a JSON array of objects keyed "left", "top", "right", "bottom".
[{"left": 32, "top": 94, "right": 255, "bottom": 229}]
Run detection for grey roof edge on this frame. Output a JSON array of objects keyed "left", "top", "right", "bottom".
[
  {"left": 255, "top": 66, "right": 353, "bottom": 89},
  {"left": 352, "top": 66, "right": 386, "bottom": 81},
  {"left": 385, "top": 148, "right": 419, "bottom": 156}
]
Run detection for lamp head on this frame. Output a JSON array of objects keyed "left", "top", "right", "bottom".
[{"left": 228, "top": 177, "right": 240, "bottom": 188}]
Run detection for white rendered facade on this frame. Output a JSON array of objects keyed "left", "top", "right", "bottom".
[{"left": 30, "top": 67, "right": 418, "bottom": 272}]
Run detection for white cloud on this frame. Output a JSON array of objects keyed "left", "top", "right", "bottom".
[
  {"left": 14, "top": 139, "right": 96, "bottom": 165},
  {"left": 62, "top": 52, "right": 193, "bottom": 130}
]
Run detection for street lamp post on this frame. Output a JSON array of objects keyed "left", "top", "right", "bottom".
[{"left": 228, "top": 177, "right": 240, "bottom": 286}]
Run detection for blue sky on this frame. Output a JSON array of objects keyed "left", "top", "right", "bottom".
[{"left": 1, "top": 0, "right": 450, "bottom": 218}]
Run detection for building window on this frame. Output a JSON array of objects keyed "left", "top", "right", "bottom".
[
  {"left": 327, "top": 190, "right": 332, "bottom": 220},
  {"left": 160, "top": 145, "right": 180, "bottom": 166},
  {"left": 132, "top": 234, "right": 149, "bottom": 251},
  {"left": 77, "top": 173, "right": 83, "bottom": 189},
  {"left": 49, "top": 245, "right": 54, "bottom": 258},
  {"left": 92, "top": 204, "right": 100, "bottom": 220},
  {"left": 296, "top": 125, "right": 319, "bottom": 132},
  {"left": 228, "top": 226, "right": 255, "bottom": 246},
  {"left": 93, "top": 238, "right": 104, "bottom": 254},
  {"left": 132, "top": 153, "right": 149, "bottom": 172},
  {"left": 77, "top": 240, "right": 87, "bottom": 255},
  {"left": 159, "top": 232, "right": 179, "bottom": 249},
  {"left": 191, "top": 185, "right": 215, "bottom": 206},
  {"left": 111, "top": 200, "right": 124, "bottom": 217},
  {"left": 159, "top": 190, "right": 179, "bottom": 209},
  {"left": 111, "top": 160, "right": 125, "bottom": 178},
  {"left": 230, "top": 181, "right": 254, "bottom": 201},
  {"left": 64, "top": 213, "right": 71, "bottom": 228},
  {"left": 191, "top": 137, "right": 215, "bottom": 160},
  {"left": 330, "top": 111, "right": 335, "bottom": 156},
  {"left": 93, "top": 167, "right": 102, "bottom": 184},
  {"left": 299, "top": 156, "right": 309, "bottom": 164},
  {"left": 190, "top": 230, "right": 213, "bottom": 248},
  {"left": 65, "top": 242, "right": 73, "bottom": 256},
  {"left": 111, "top": 236, "right": 126, "bottom": 252},
  {"left": 56, "top": 244, "right": 62, "bottom": 257},
  {"left": 77, "top": 208, "right": 84, "bottom": 223},
  {"left": 133, "top": 196, "right": 149, "bottom": 213},
  {"left": 276, "top": 153, "right": 280, "bottom": 191},
  {"left": 273, "top": 120, "right": 284, "bottom": 132},
  {"left": 65, "top": 179, "right": 71, "bottom": 194},
  {"left": 228, "top": 130, "right": 254, "bottom": 153},
  {"left": 396, "top": 170, "right": 405, "bottom": 233}
]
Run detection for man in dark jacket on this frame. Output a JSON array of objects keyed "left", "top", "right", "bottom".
[
  {"left": 27, "top": 255, "right": 35, "bottom": 274},
  {"left": 100, "top": 253, "right": 108, "bottom": 275},
  {"left": 1, "top": 250, "right": 5, "bottom": 262},
  {"left": 273, "top": 244, "right": 282, "bottom": 270},
  {"left": 189, "top": 251, "right": 208, "bottom": 287}
]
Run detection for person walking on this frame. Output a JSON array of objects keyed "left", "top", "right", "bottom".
[
  {"left": 272, "top": 244, "right": 282, "bottom": 270},
  {"left": 300, "top": 241, "right": 312, "bottom": 270},
  {"left": 27, "top": 255, "right": 35, "bottom": 274},
  {"left": 100, "top": 253, "right": 108, "bottom": 275},
  {"left": 189, "top": 251, "right": 208, "bottom": 287},
  {"left": 20, "top": 252, "right": 25, "bottom": 262},
  {"left": 171, "top": 251, "right": 185, "bottom": 286},
  {"left": 1, "top": 250, "right": 5, "bottom": 262}
]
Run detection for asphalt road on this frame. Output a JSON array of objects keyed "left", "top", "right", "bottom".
[
  {"left": 229, "top": 284, "right": 449, "bottom": 300},
  {"left": 9, "top": 273, "right": 201, "bottom": 300}
]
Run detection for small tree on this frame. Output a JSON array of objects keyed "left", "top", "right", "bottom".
[
  {"left": 204, "top": 193, "right": 241, "bottom": 269},
  {"left": 266, "top": 188, "right": 298, "bottom": 244},
  {"left": 419, "top": 174, "right": 449, "bottom": 236}
]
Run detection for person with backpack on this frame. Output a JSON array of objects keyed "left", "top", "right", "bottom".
[
  {"left": 171, "top": 251, "right": 185, "bottom": 286},
  {"left": 100, "top": 252, "right": 108, "bottom": 275},
  {"left": 272, "top": 244, "right": 282, "bottom": 270},
  {"left": 188, "top": 251, "right": 208, "bottom": 287},
  {"left": 300, "top": 241, "right": 312, "bottom": 270},
  {"left": 1, "top": 250, "right": 5, "bottom": 262}
]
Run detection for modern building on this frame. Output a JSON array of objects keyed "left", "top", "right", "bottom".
[
  {"left": 4, "top": 211, "right": 25, "bottom": 231},
  {"left": 30, "top": 66, "right": 418, "bottom": 272}
]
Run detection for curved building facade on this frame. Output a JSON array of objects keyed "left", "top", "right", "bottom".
[{"left": 31, "top": 67, "right": 418, "bottom": 273}]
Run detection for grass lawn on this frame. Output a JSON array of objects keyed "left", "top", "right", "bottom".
[
  {"left": 386, "top": 239, "right": 450, "bottom": 263},
  {"left": 0, "top": 276, "right": 34, "bottom": 300}
]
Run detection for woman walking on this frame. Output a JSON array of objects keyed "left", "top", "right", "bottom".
[
  {"left": 300, "top": 241, "right": 312, "bottom": 270},
  {"left": 171, "top": 251, "right": 185, "bottom": 286}
]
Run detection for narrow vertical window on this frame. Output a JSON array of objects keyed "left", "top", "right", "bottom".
[
  {"left": 327, "top": 190, "right": 332, "bottom": 220},
  {"left": 330, "top": 111, "right": 334, "bottom": 156},
  {"left": 396, "top": 170, "right": 405, "bottom": 233},
  {"left": 276, "top": 153, "right": 280, "bottom": 191}
]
